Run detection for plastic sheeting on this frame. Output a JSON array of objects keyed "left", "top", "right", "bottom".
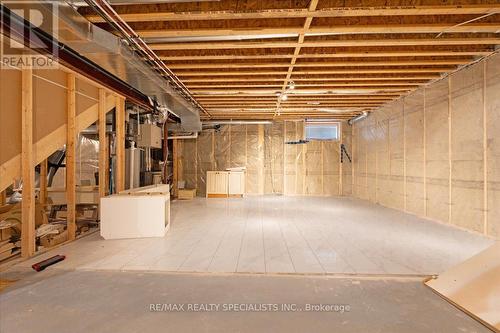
[
  {"left": 350, "top": 52, "right": 500, "bottom": 238},
  {"left": 178, "top": 121, "right": 344, "bottom": 197},
  {"left": 50, "top": 134, "right": 99, "bottom": 187}
]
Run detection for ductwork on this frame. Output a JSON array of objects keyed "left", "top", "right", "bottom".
[
  {"left": 348, "top": 111, "right": 369, "bottom": 125},
  {"left": 3, "top": 1, "right": 202, "bottom": 132}
]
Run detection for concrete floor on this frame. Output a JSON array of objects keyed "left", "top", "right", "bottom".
[
  {"left": 11, "top": 196, "right": 494, "bottom": 275},
  {"left": 0, "top": 270, "right": 494, "bottom": 333}
]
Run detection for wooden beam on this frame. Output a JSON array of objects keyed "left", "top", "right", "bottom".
[
  {"left": 139, "top": 23, "right": 500, "bottom": 38},
  {"left": 21, "top": 67, "right": 35, "bottom": 258},
  {"left": 158, "top": 51, "right": 492, "bottom": 61},
  {"left": 149, "top": 38, "right": 500, "bottom": 50},
  {"left": 196, "top": 94, "right": 399, "bottom": 100},
  {"left": 85, "top": 5, "right": 500, "bottom": 23},
  {"left": 166, "top": 59, "right": 471, "bottom": 69},
  {"left": 66, "top": 73, "right": 77, "bottom": 241},
  {"left": 115, "top": 96, "right": 126, "bottom": 193},
  {"left": 98, "top": 89, "right": 107, "bottom": 198},
  {"left": 182, "top": 75, "right": 441, "bottom": 82},
  {"left": 176, "top": 68, "right": 455, "bottom": 76},
  {"left": 204, "top": 107, "right": 371, "bottom": 112},
  {"left": 188, "top": 82, "right": 423, "bottom": 88},
  {"left": 192, "top": 87, "right": 413, "bottom": 94},
  {"left": 39, "top": 159, "right": 48, "bottom": 205}
]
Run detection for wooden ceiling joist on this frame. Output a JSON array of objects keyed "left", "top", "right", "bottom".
[
  {"left": 158, "top": 51, "right": 492, "bottom": 61},
  {"left": 175, "top": 68, "right": 454, "bottom": 76},
  {"left": 166, "top": 59, "right": 471, "bottom": 69},
  {"left": 84, "top": 4, "right": 500, "bottom": 23},
  {"left": 149, "top": 38, "right": 500, "bottom": 50},
  {"left": 139, "top": 24, "right": 500, "bottom": 38},
  {"left": 83, "top": 1, "right": 500, "bottom": 121},
  {"left": 181, "top": 75, "right": 440, "bottom": 82},
  {"left": 187, "top": 82, "right": 423, "bottom": 88}
]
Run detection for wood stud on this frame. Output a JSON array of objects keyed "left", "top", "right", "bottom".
[
  {"left": 21, "top": 67, "right": 35, "bottom": 258},
  {"left": 66, "top": 73, "right": 77, "bottom": 241}
]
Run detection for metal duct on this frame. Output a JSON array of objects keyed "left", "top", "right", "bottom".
[{"left": 4, "top": 1, "right": 202, "bottom": 132}]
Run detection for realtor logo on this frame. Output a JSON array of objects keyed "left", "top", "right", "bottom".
[{"left": 0, "top": 1, "right": 59, "bottom": 69}]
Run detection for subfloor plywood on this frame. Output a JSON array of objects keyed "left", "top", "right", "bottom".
[{"left": 426, "top": 242, "right": 500, "bottom": 330}]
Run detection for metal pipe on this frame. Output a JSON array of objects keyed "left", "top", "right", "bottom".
[
  {"left": 167, "top": 133, "right": 198, "bottom": 140},
  {"left": 202, "top": 120, "right": 273, "bottom": 125}
]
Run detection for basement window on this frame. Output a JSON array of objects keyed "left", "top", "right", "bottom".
[{"left": 305, "top": 122, "right": 340, "bottom": 141}]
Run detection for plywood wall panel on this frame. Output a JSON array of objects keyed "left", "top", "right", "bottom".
[
  {"left": 0, "top": 68, "right": 22, "bottom": 165},
  {"left": 33, "top": 76, "right": 66, "bottom": 143},
  {"left": 425, "top": 80, "right": 450, "bottom": 223},
  {"left": 485, "top": 56, "right": 500, "bottom": 237},
  {"left": 450, "top": 64, "right": 484, "bottom": 233}
]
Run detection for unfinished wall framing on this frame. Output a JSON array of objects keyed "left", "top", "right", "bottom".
[
  {"left": 178, "top": 121, "right": 346, "bottom": 197},
  {"left": 350, "top": 52, "right": 500, "bottom": 238},
  {"left": 0, "top": 51, "right": 125, "bottom": 258}
]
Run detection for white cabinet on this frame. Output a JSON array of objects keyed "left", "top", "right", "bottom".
[
  {"left": 206, "top": 171, "right": 229, "bottom": 197},
  {"left": 206, "top": 171, "right": 245, "bottom": 198},
  {"left": 228, "top": 171, "right": 245, "bottom": 197}
]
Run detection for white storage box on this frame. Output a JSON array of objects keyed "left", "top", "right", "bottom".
[{"left": 100, "top": 184, "right": 170, "bottom": 240}]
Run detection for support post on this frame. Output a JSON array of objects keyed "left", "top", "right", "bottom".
[
  {"left": 98, "top": 89, "right": 107, "bottom": 198},
  {"left": 115, "top": 96, "right": 126, "bottom": 192},
  {"left": 21, "top": 67, "right": 35, "bottom": 258},
  {"left": 66, "top": 73, "right": 77, "bottom": 241},
  {"left": 39, "top": 159, "right": 48, "bottom": 205},
  {"left": 173, "top": 139, "right": 179, "bottom": 197}
]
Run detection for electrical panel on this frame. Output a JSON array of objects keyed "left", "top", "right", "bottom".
[{"left": 137, "top": 124, "right": 162, "bottom": 148}]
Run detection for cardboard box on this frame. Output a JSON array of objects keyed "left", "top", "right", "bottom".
[{"left": 178, "top": 189, "right": 196, "bottom": 200}]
